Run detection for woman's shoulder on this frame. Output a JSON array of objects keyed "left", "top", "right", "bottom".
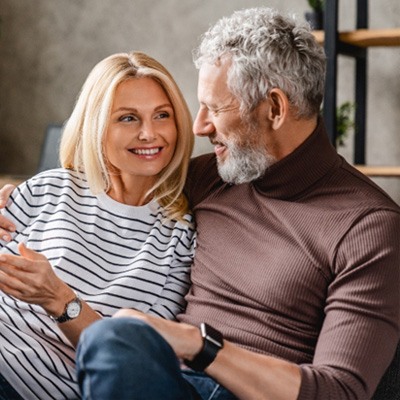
[
  {"left": 21, "top": 168, "right": 91, "bottom": 197},
  {"left": 28, "top": 168, "right": 86, "bottom": 186}
]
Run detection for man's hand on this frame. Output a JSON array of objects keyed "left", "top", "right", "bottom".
[
  {"left": 114, "top": 309, "right": 301, "bottom": 400},
  {"left": 0, "top": 184, "right": 17, "bottom": 242},
  {"left": 114, "top": 309, "right": 203, "bottom": 361}
]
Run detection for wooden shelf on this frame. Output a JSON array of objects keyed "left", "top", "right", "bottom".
[
  {"left": 313, "top": 28, "right": 400, "bottom": 47},
  {"left": 355, "top": 166, "right": 400, "bottom": 177}
]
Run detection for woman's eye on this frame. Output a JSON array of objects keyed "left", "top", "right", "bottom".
[
  {"left": 119, "top": 115, "right": 136, "bottom": 122},
  {"left": 156, "top": 112, "right": 170, "bottom": 119}
]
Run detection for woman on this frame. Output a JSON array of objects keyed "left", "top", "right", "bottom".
[{"left": 0, "top": 51, "right": 195, "bottom": 400}]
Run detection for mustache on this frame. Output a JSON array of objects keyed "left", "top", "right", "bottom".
[
  {"left": 209, "top": 134, "right": 219, "bottom": 146},
  {"left": 209, "top": 134, "right": 230, "bottom": 148}
]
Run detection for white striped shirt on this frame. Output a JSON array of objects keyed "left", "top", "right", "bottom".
[{"left": 0, "top": 168, "right": 196, "bottom": 400}]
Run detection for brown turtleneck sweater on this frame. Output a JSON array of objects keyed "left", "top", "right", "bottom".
[{"left": 181, "top": 121, "right": 400, "bottom": 399}]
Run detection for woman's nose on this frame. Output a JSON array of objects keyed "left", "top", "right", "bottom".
[{"left": 138, "top": 122, "right": 156, "bottom": 142}]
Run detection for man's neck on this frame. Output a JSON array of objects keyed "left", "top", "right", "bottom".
[{"left": 268, "top": 116, "right": 318, "bottom": 162}]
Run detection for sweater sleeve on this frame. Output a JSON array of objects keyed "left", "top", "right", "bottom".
[{"left": 298, "top": 209, "right": 400, "bottom": 400}]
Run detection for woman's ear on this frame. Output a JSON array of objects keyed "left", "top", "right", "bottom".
[{"left": 267, "top": 88, "right": 289, "bottom": 130}]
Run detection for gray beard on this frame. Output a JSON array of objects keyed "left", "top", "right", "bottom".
[{"left": 217, "top": 140, "right": 275, "bottom": 185}]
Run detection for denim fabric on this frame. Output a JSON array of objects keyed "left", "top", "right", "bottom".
[
  {"left": 182, "top": 370, "right": 237, "bottom": 400},
  {"left": 0, "top": 373, "right": 23, "bottom": 400},
  {"left": 76, "top": 318, "right": 237, "bottom": 400}
]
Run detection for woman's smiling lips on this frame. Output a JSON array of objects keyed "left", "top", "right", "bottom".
[{"left": 129, "top": 147, "right": 163, "bottom": 158}]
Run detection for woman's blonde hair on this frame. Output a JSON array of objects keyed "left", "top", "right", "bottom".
[{"left": 60, "top": 51, "right": 194, "bottom": 222}]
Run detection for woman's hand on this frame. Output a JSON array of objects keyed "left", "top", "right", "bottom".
[
  {"left": 0, "top": 242, "right": 74, "bottom": 316},
  {"left": 0, "top": 184, "right": 17, "bottom": 242}
]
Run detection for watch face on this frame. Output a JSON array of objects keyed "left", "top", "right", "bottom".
[
  {"left": 201, "top": 323, "right": 223, "bottom": 348},
  {"left": 66, "top": 300, "right": 81, "bottom": 318}
]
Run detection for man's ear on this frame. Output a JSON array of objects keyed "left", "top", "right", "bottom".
[{"left": 267, "top": 88, "right": 289, "bottom": 130}]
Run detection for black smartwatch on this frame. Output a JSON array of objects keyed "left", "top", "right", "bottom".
[{"left": 184, "top": 323, "right": 224, "bottom": 371}]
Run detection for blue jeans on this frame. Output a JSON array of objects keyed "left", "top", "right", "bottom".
[
  {"left": 0, "top": 373, "right": 23, "bottom": 400},
  {"left": 76, "top": 318, "right": 237, "bottom": 400}
]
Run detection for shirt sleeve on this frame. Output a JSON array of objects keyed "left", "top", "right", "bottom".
[
  {"left": 298, "top": 209, "right": 400, "bottom": 400},
  {"left": 147, "top": 216, "right": 196, "bottom": 320}
]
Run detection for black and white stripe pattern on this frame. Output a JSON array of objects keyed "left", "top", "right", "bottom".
[{"left": 0, "top": 168, "right": 195, "bottom": 399}]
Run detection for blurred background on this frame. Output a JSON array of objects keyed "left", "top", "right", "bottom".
[{"left": 0, "top": 0, "right": 399, "bottom": 201}]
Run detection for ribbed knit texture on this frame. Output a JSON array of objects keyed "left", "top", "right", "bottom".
[
  {"left": 0, "top": 169, "right": 195, "bottom": 400},
  {"left": 181, "top": 121, "right": 400, "bottom": 399}
]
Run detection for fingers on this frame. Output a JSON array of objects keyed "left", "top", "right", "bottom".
[
  {"left": 0, "top": 252, "right": 30, "bottom": 274},
  {"left": 0, "top": 184, "right": 16, "bottom": 208},
  {"left": 0, "top": 255, "right": 30, "bottom": 299},
  {"left": 0, "top": 215, "right": 16, "bottom": 242},
  {"left": 114, "top": 308, "right": 144, "bottom": 318},
  {"left": 0, "top": 273, "right": 41, "bottom": 304},
  {"left": 0, "top": 184, "right": 17, "bottom": 242},
  {"left": 0, "top": 279, "right": 27, "bottom": 300},
  {"left": 18, "top": 242, "right": 46, "bottom": 261},
  {"left": 113, "top": 309, "right": 155, "bottom": 326},
  {"left": 0, "top": 245, "right": 48, "bottom": 274},
  {"left": 0, "top": 251, "right": 57, "bottom": 305},
  {"left": 1, "top": 244, "right": 46, "bottom": 270}
]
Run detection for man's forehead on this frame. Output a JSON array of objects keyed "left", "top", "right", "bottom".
[{"left": 198, "top": 61, "right": 232, "bottom": 99}]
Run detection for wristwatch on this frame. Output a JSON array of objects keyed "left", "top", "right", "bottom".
[
  {"left": 184, "top": 323, "right": 224, "bottom": 371},
  {"left": 51, "top": 294, "right": 82, "bottom": 324}
]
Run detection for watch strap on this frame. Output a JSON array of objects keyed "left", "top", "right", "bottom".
[{"left": 184, "top": 323, "right": 223, "bottom": 371}]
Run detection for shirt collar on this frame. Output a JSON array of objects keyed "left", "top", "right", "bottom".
[{"left": 253, "top": 118, "right": 341, "bottom": 199}]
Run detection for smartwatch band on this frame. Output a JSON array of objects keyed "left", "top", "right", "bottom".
[{"left": 184, "top": 323, "right": 224, "bottom": 371}]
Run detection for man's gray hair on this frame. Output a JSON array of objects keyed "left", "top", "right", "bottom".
[{"left": 193, "top": 7, "right": 326, "bottom": 119}]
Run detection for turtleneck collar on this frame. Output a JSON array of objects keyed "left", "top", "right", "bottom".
[{"left": 253, "top": 118, "right": 341, "bottom": 199}]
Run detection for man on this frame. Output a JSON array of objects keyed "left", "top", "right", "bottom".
[{"left": 2, "top": 7, "right": 400, "bottom": 400}]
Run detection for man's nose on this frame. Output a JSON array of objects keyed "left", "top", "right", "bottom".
[{"left": 193, "top": 108, "right": 215, "bottom": 137}]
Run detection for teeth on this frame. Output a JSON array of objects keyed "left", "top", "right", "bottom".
[{"left": 132, "top": 148, "right": 160, "bottom": 155}]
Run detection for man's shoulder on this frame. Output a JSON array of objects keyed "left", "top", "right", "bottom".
[
  {"left": 189, "top": 153, "right": 217, "bottom": 171},
  {"left": 336, "top": 161, "right": 400, "bottom": 213},
  {"left": 187, "top": 153, "right": 219, "bottom": 183}
]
